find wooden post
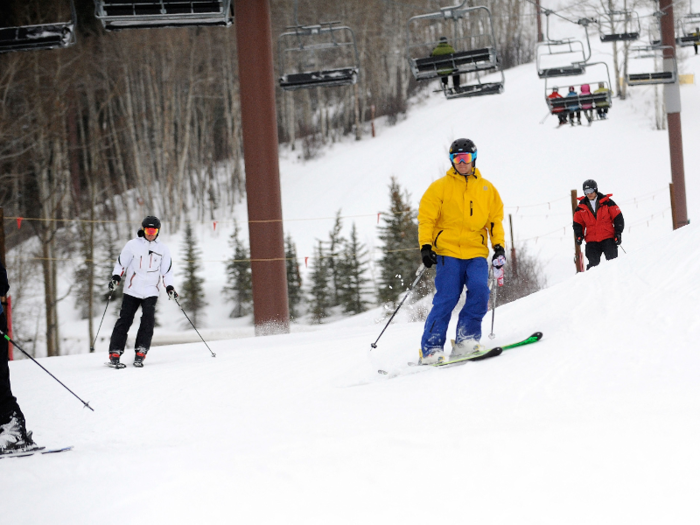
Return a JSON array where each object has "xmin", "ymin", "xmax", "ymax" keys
[
  {"xmin": 571, "ymin": 190, "xmax": 584, "ymax": 273},
  {"xmin": 508, "ymin": 214, "xmax": 517, "ymax": 278}
]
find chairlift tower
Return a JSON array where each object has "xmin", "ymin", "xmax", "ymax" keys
[
  {"xmin": 658, "ymin": 0, "xmax": 688, "ymax": 229},
  {"xmin": 234, "ymin": 0, "xmax": 289, "ymax": 334}
]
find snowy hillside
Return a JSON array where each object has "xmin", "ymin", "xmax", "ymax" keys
[
  {"xmin": 3, "ymin": 6, "xmax": 700, "ymax": 523},
  {"xmin": 4, "ymin": 220, "xmax": 700, "ymax": 524}
]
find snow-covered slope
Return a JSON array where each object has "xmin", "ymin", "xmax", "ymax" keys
[
  {"xmin": 4, "ymin": 9, "xmax": 700, "ymax": 523},
  {"xmin": 4, "ymin": 220, "xmax": 700, "ymax": 524}
]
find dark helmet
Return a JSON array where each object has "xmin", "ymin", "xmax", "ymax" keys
[
  {"xmin": 449, "ymin": 138, "xmax": 477, "ymax": 167},
  {"xmin": 439, "ymin": 36, "xmax": 448, "ymax": 43},
  {"xmin": 450, "ymin": 138, "xmax": 477, "ymax": 155},
  {"xmin": 142, "ymin": 216, "xmax": 161, "ymax": 230},
  {"xmin": 582, "ymin": 179, "xmax": 598, "ymax": 194}
]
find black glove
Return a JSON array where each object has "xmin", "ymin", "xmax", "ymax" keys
[
  {"xmin": 166, "ymin": 285, "xmax": 178, "ymax": 299},
  {"xmin": 108, "ymin": 274, "xmax": 121, "ymax": 291},
  {"xmin": 614, "ymin": 232, "xmax": 622, "ymax": 245},
  {"xmin": 492, "ymin": 244, "xmax": 506, "ymax": 268},
  {"xmin": 421, "ymin": 244, "xmax": 437, "ymax": 269},
  {"xmin": 575, "ymin": 236, "xmax": 583, "ymax": 246}
]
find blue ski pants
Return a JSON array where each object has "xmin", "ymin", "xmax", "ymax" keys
[{"xmin": 421, "ymin": 256, "xmax": 490, "ymax": 353}]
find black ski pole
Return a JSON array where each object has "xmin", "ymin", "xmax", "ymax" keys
[
  {"xmin": 371, "ymin": 265, "xmax": 427, "ymax": 349},
  {"xmin": 0, "ymin": 329, "xmax": 94, "ymax": 411},
  {"xmin": 173, "ymin": 296, "xmax": 216, "ymax": 357},
  {"xmin": 90, "ymin": 291, "xmax": 113, "ymax": 353}
]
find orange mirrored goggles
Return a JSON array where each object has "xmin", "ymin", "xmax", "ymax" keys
[
  {"xmin": 450, "ymin": 152, "xmax": 475, "ymax": 164},
  {"xmin": 144, "ymin": 227, "xmax": 159, "ymax": 236}
]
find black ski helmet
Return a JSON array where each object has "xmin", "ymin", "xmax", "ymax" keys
[
  {"xmin": 142, "ymin": 216, "xmax": 161, "ymax": 229},
  {"xmin": 449, "ymin": 138, "xmax": 477, "ymax": 170},
  {"xmin": 582, "ymin": 179, "xmax": 598, "ymax": 194}
]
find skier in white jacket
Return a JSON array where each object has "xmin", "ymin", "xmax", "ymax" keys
[{"xmin": 107, "ymin": 216, "xmax": 178, "ymax": 368}]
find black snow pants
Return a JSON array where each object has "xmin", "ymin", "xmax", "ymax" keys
[
  {"xmin": 585, "ymin": 238, "xmax": 618, "ymax": 269},
  {"xmin": 0, "ymin": 310, "xmax": 22, "ymax": 424},
  {"xmin": 109, "ymin": 294, "xmax": 158, "ymax": 353}
]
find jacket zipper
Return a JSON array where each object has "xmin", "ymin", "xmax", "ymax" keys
[{"xmin": 434, "ymin": 230, "xmax": 444, "ymax": 248}]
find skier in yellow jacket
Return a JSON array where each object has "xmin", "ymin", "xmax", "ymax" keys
[{"xmin": 417, "ymin": 138, "xmax": 506, "ymax": 364}]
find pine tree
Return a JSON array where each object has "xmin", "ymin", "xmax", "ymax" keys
[
  {"xmin": 338, "ymin": 223, "xmax": 370, "ymax": 315},
  {"xmin": 308, "ymin": 240, "xmax": 330, "ymax": 324},
  {"xmin": 326, "ymin": 210, "xmax": 345, "ymax": 306},
  {"xmin": 179, "ymin": 222, "xmax": 207, "ymax": 325},
  {"xmin": 285, "ymin": 234, "xmax": 304, "ymax": 319},
  {"xmin": 224, "ymin": 221, "xmax": 252, "ymax": 318},
  {"xmin": 377, "ymin": 177, "xmax": 426, "ymax": 305}
]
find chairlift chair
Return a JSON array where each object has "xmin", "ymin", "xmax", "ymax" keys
[
  {"xmin": 440, "ymin": 68, "xmax": 505, "ymax": 99},
  {"xmin": 405, "ymin": 1, "xmax": 504, "ymax": 95},
  {"xmin": 544, "ymin": 62, "xmax": 612, "ymax": 120},
  {"xmin": 626, "ymin": 45, "xmax": 677, "ymax": 85},
  {"xmin": 94, "ymin": 0, "xmax": 233, "ymax": 31},
  {"xmin": 278, "ymin": 22, "xmax": 359, "ymax": 91},
  {"xmin": 536, "ymin": 14, "xmax": 594, "ymax": 78},
  {"xmin": 0, "ymin": 0, "xmax": 77, "ymax": 53},
  {"xmin": 598, "ymin": 10, "xmax": 641, "ymax": 42},
  {"xmin": 676, "ymin": 13, "xmax": 700, "ymax": 47}
]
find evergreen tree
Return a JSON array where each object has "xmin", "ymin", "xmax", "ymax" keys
[
  {"xmin": 308, "ymin": 240, "xmax": 330, "ymax": 324},
  {"xmin": 338, "ymin": 223, "xmax": 370, "ymax": 315},
  {"xmin": 377, "ymin": 177, "xmax": 426, "ymax": 304},
  {"xmin": 179, "ymin": 222, "xmax": 207, "ymax": 325},
  {"xmin": 223, "ymin": 221, "xmax": 252, "ymax": 318},
  {"xmin": 285, "ymin": 234, "xmax": 303, "ymax": 319},
  {"xmin": 327, "ymin": 210, "xmax": 345, "ymax": 306}
]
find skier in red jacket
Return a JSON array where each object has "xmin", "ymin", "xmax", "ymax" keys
[{"xmin": 573, "ymin": 179, "xmax": 624, "ymax": 269}]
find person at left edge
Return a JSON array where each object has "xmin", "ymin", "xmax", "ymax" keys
[
  {"xmin": 417, "ymin": 138, "xmax": 506, "ymax": 365},
  {"xmin": 0, "ymin": 259, "xmax": 39, "ymax": 454},
  {"xmin": 107, "ymin": 216, "xmax": 178, "ymax": 368}
]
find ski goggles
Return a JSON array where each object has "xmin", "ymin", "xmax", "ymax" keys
[
  {"xmin": 144, "ymin": 227, "xmax": 159, "ymax": 236},
  {"xmin": 584, "ymin": 188, "xmax": 596, "ymax": 195},
  {"xmin": 450, "ymin": 152, "xmax": 476, "ymax": 164}
]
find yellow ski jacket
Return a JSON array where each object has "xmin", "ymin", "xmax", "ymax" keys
[{"xmin": 418, "ymin": 167, "xmax": 505, "ymax": 259}]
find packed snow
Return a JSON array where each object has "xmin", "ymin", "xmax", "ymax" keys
[{"xmin": 3, "ymin": 11, "xmax": 700, "ymax": 524}]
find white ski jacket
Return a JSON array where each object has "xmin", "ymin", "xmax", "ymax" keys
[{"xmin": 112, "ymin": 237, "xmax": 175, "ymax": 299}]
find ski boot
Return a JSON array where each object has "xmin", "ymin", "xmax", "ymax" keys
[
  {"xmin": 133, "ymin": 347, "xmax": 148, "ymax": 368},
  {"xmin": 108, "ymin": 350, "xmax": 126, "ymax": 369},
  {"xmin": 0, "ymin": 411, "xmax": 40, "ymax": 455},
  {"xmin": 450, "ymin": 339, "xmax": 485, "ymax": 359},
  {"xmin": 419, "ymin": 348, "xmax": 446, "ymax": 365}
]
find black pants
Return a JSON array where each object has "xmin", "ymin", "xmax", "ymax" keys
[
  {"xmin": 0, "ymin": 311, "xmax": 22, "ymax": 424},
  {"xmin": 585, "ymin": 238, "xmax": 618, "ymax": 269},
  {"xmin": 109, "ymin": 294, "xmax": 158, "ymax": 352},
  {"xmin": 440, "ymin": 75, "xmax": 461, "ymax": 89}
]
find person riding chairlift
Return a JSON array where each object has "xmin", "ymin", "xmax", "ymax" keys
[{"xmin": 547, "ymin": 87, "xmax": 568, "ymax": 126}]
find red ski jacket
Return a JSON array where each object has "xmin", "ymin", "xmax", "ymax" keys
[{"xmin": 573, "ymin": 192, "xmax": 624, "ymax": 243}]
